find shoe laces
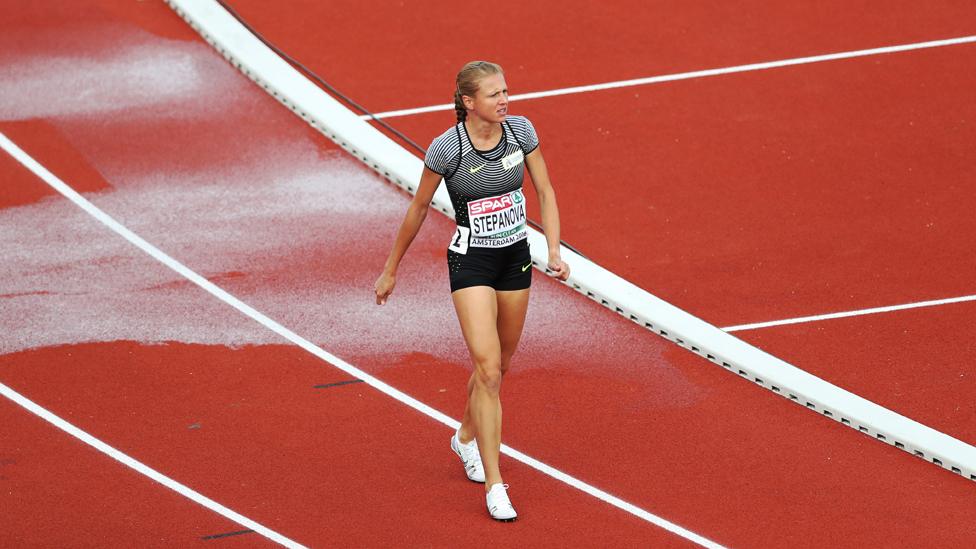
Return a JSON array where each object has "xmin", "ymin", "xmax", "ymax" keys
[
  {"xmin": 459, "ymin": 438, "xmax": 480, "ymax": 463},
  {"xmin": 488, "ymin": 484, "xmax": 513, "ymax": 511}
]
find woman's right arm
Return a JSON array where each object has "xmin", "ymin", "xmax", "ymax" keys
[{"xmin": 374, "ymin": 166, "xmax": 444, "ymax": 305}]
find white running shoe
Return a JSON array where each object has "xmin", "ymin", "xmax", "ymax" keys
[
  {"xmin": 451, "ymin": 431, "xmax": 485, "ymax": 483},
  {"xmin": 486, "ymin": 483, "xmax": 517, "ymax": 522}
]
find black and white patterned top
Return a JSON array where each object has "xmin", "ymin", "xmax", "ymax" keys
[{"xmin": 424, "ymin": 115, "xmax": 539, "ymax": 251}]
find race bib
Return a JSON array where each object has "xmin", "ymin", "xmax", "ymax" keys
[
  {"xmin": 466, "ymin": 189, "xmax": 528, "ymax": 248},
  {"xmin": 501, "ymin": 150, "xmax": 524, "ymax": 170},
  {"xmin": 448, "ymin": 225, "xmax": 470, "ymax": 254}
]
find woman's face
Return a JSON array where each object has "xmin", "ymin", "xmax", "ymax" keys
[{"xmin": 465, "ymin": 72, "xmax": 508, "ymax": 123}]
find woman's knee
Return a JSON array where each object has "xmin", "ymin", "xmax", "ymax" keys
[{"xmin": 474, "ymin": 358, "xmax": 503, "ymax": 393}]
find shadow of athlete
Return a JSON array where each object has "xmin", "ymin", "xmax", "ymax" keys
[{"xmin": 375, "ymin": 61, "xmax": 569, "ymax": 521}]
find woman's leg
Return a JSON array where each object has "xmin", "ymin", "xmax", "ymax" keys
[
  {"xmin": 457, "ymin": 290, "xmax": 530, "ymax": 444},
  {"xmin": 458, "ymin": 372, "xmax": 477, "ymax": 443},
  {"xmin": 451, "ymin": 285, "xmax": 505, "ymax": 489},
  {"xmin": 453, "ymin": 286, "xmax": 531, "ymax": 489},
  {"xmin": 492, "ymin": 288, "xmax": 530, "ymax": 451},
  {"xmin": 496, "ymin": 289, "xmax": 530, "ymax": 375}
]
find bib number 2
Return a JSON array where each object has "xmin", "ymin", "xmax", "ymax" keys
[{"xmin": 448, "ymin": 226, "xmax": 470, "ymax": 254}]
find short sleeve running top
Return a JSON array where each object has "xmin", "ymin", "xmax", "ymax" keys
[{"xmin": 424, "ymin": 115, "xmax": 539, "ymax": 251}]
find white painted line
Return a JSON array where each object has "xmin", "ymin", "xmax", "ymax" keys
[
  {"xmin": 1, "ymin": 131, "xmax": 726, "ymax": 548},
  {"xmin": 362, "ymin": 35, "xmax": 976, "ymax": 120},
  {"xmin": 0, "ymin": 380, "xmax": 306, "ymax": 549},
  {"xmin": 723, "ymin": 293, "xmax": 976, "ymax": 332}
]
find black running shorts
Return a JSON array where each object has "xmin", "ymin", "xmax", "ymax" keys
[{"xmin": 447, "ymin": 240, "xmax": 532, "ymax": 293}]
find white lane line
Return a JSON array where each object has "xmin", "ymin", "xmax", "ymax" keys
[
  {"xmin": 0, "ymin": 382, "xmax": 306, "ymax": 549},
  {"xmin": 362, "ymin": 35, "xmax": 976, "ymax": 120},
  {"xmin": 1, "ymin": 135, "xmax": 725, "ymax": 548},
  {"xmin": 723, "ymin": 294, "xmax": 976, "ymax": 332}
]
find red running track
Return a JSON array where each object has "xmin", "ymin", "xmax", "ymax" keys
[
  {"xmin": 2, "ymin": 1, "xmax": 976, "ymax": 547},
  {"xmin": 224, "ymin": 0, "xmax": 976, "ymax": 447},
  {"xmin": 325, "ymin": 22, "xmax": 976, "ymax": 329},
  {"xmin": 225, "ymin": 0, "xmax": 976, "ymax": 114},
  {"xmin": 1, "ymin": 396, "xmax": 265, "ymax": 548},
  {"xmin": 1, "ymin": 343, "xmax": 675, "ymax": 547},
  {"xmin": 739, "ymin": 301, "xmax": 976, "ymax": 445},
  {"xmin": 375, "ymin": 16, "xmax": 976, "ymax": 450}
]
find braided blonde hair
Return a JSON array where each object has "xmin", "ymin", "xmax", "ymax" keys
[{"xmin": 454, "ymin": 61, "xmax": 504, "ymax": 123}]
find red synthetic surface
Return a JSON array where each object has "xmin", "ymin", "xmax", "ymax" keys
[
  {"xmin": 0, "ymin": 343, "xmax": 684, "ymax": 548},
  {"xmin": 0, "ymin": 120, "xmax": 112, "ymax": 209},
  {"xmin": 739, "ymin": 301, "xmax": 976, "ymax": 445},
  {"xmin": 3, "ymin": 114, "xmax": 974, "ymax": 545},
  {"xmin": 3, "ymin": 1, "xmax": 976, "ymax": 547},
  {"xmin": 0, "ymin": 397, "xmax": 264, "ymax": 548},
  {"xmin": 226, "ymin": 0, "xmax": 976, "ymax": 463},
  {"xmin": 225, "ymin": 0, "xmax": 976, "ymax": 113},
  {"xmin": 227, "ymin": 0, "xmax": 976, "ymax": 458},
  {"xmin": 2, "ymin": 332, "xmax": 976, "ymax": 547},
  {"xmin": 367, "ymin": 44, "xmax": 976, "ymax": 329}
]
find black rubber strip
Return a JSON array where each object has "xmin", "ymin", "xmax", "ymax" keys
[
  {"xmin": 201, "ymin": 529, "xmax": 254, "ymax": 540},
  {"xmin": 313, "ymin": 379, "xmax": 365, "ymax": 390}
]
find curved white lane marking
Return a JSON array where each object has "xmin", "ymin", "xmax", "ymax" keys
[{"xmin": 1, "ymin": 132, "xmax": 727, "ymax": 548}]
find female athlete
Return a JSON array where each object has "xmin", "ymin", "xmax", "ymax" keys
[{"xmin": 374, "ymin": 60, "xmax": 569, "ymax": 521}]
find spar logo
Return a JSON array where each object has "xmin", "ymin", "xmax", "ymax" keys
[{"xmin": 470, "ymin": 194, "xmax": 515, "ymax": 215}]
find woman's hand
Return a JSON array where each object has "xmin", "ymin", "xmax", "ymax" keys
[
  {"xmin": 547, "ymin": 256, "xmax": 570, "ymax": 281},
  {"xmin": 374, "ymin": 271, "xmax": 396, "ymax": 305}
]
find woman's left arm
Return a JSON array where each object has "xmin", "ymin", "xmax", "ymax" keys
[{"xmin": 525, "ymin": 146, "xmax": 570, "ymax": 281}]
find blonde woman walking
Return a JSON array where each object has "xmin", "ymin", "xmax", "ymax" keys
[{"xmin": 375, "ymin": 60, "xmax": 569, "ymax": 521}]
